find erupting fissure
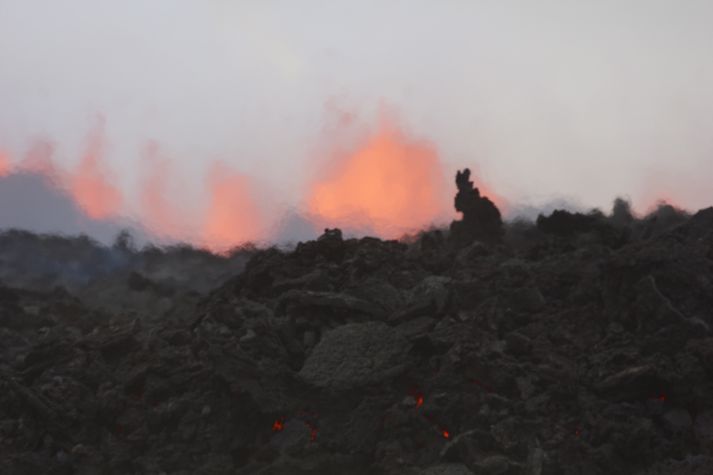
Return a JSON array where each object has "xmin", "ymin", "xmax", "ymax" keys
[{"xmin": 308, "ymin": 117, "xmax": 448, "ymax": 237}]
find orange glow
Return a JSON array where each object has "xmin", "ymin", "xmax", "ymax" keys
[
  {"xmin": 634, "ymin": 170, "xmax": 686, "ymax": 216},
  {"xmin": 308, "ymin": 117, "xmax": 448, "ymax": 238},
  {"xmin": 416, "ymin": 394, "xmax": 424, "ymax": 408},
  {"xmin": 441, "ymin": 429, "xmax": 450, "ymax": 440},
  {"xmin": 20, "ymin": 139, "xmax": 60, "ymax": 179},
  {"xmin": 0, "ymin": 150, "xmax": 10, "ymax": 176},
  {"xmin": 69, "ymin": 118, "xmax": 123, "ymax": 219},
  {"xmin": 635, "ymin": 187, "xmax": 679, "ymax": 215},
  {"xmin": 642, "ymin": 197, "xmax": 682, "ymax": 215},
  {"xmin": 200, "ymin": 161, "xmax": 263, "ymax": 251},
  {"xmin": 139, "ymin": 141, "xmax": 187, "ymax": 239},
  {"xmin": 2, "ymin": 112, "xmax": 513, "ymax": 251}
]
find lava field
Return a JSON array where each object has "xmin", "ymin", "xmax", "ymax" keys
[{"xmin": 2, "ymin": 174, "xmax": 713, "ymax": 474}]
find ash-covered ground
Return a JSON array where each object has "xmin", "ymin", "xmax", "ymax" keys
[{"xmin": 2, "ymin": 171, "xmax": 713, "ymax": 475}]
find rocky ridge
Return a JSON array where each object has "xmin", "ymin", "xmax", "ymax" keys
[{"xmin": 2, "ymin": 196, "xmax": 713, "ymax": 473}]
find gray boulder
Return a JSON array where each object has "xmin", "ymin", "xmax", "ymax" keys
[{"xmin": 298, "ymin": 322, "xmax": 410, "ymax": 390}]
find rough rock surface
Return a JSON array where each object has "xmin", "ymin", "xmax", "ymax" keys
[
  {"xmin": 299, "ymin": 322, "xmax": 410, "ymax": 390},
  {"xmin": 1, "ymin": 198, "xmax": 713, "ymax": 474}
]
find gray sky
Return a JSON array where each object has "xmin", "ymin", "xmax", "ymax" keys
[{"xmin": 1, "ymin": 0, "xmax": 713, "ymax": 243}]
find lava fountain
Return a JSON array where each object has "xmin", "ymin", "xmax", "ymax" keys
[{"xmin": 308, "ymin": 117, "xmax": 449, "ymax": 238}]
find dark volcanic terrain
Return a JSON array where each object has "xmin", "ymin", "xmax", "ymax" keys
[{"xmin": 2, "ymin": 183, "xmax": 713, "ymax": 474}]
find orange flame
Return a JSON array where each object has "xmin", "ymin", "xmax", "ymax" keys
[
  {"xmin": 201, "ymin": 161, "xmax": 263, "ymax": 251},
  {"xmin": 69, "ymin": 117, "xmax": 123, "ymax": 219},
  {"xmin": 308, "ymin": 117, "xmax": 447, "ymax": 238}
]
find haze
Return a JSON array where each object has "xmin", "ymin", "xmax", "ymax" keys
[{"xmin": 1, "ymin": 0, "xmax": 712, "ymax": 248}]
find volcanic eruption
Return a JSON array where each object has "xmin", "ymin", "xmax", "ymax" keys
[{"xmin": 2, "ymin": 153, "xmax": 713, "ymax": 474}]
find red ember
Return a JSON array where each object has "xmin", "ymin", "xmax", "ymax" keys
[{"xmin": 272, "ymin": 419, "xmax": 284, "ymax": 432}]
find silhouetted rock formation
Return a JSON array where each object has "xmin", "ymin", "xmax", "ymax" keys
[
  {"xmin": 536, "ymin": 209, "xmax": 607, "ymax": 237},
  {"xmin": 449, "ymin": 168, "xmax": 503, "ymax": 245},
  {"xmin": 294, "ymin": 227, "xmax": 346, "ymax": 263},
  {"xmin": 535, "ymin": 206, "xmax": 635, "ymax": 249}
]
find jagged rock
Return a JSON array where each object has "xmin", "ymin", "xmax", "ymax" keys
[
  {"xmin": 505, "ymin": 287, "xmax": 545, "ymax": 314},
  {"xmin": 596, "ymin": 364, "xmax": 665, "ymax": 401},
  {"xmin": 456, "ymin": 242, "xmax": 490, "ymax": 262},
  {"xmin": 450, "ymin": 168, "xmax": 503, "ymax": 246},
  {"xmin": 269, "ymin": 419, "xmax": 313, "ymax": 455},
  {"xmin": 694, "ymin": 411, "xmax": 713, "ymax": 451},
  {"xmin": 298, "ymin": 322, "xmax": 410, "ymax": 390},
  {"xmin": 277, "ymin": 289, "xmax": 387, "ymax": 321},
  {"xmin": 504, "ymin": 331, "xmax": 532, "ymax": 356},
  {"xmin": 473, "ymin": 455, "xmax": 513, "ymax": 475},
  {"xmin": 439, "ymin": 429, "xmax": 494, "ymax": 467},
  {"xmin": 524, "ymin": 446, "xmax": 544, "ymax": 475},
  {"xmin": 663, "ymin": 408, "xmax": 693, "ymax": 433},
  {"xmin": 536, "ymin": 209, "xmax": 603, "ymax": 236},
  {"xmin": 3, "ymin": 179, "xmax": 713, "ymax": 473},
  {"xmin": 645, "ymin": 455, "xmax": 713, "ymax": 475}
]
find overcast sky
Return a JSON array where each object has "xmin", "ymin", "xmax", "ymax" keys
[{"xmin": 1, "ymin": 0, "xmax": 713, "ymax": 242}]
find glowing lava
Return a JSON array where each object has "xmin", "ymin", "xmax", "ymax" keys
[
  {"xmin": 308, "ymin": 118, "xmax": 447, "ymax": 238},
  {"xmin": 69, "ymin": 118, "xmax": 123, "ymax": 219},
  {"xmin": 201, "ymin": 161, "xmax": 263, "ymax": 251}
]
